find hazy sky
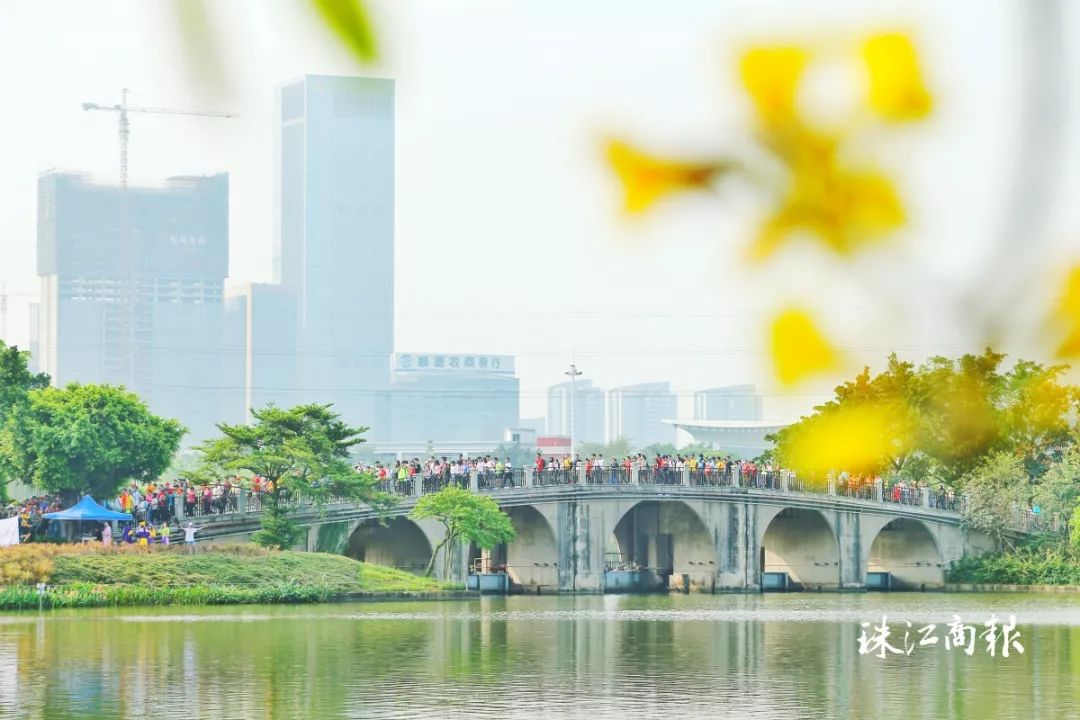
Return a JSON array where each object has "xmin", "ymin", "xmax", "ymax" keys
[{"xmin": 2, "ymin": 0, "xmax": 1079, "ymax": 424}]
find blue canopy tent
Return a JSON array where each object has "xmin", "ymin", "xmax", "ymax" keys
[
  {"xmin": 44, "ymin": 496, "xmax": 132, "ymax": 542},
  {"xmin": 44, "ymin": 496, "xmax": 132, "ymax": 522}
]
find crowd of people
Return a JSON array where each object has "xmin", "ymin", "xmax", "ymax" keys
[
  {"xmin": 105, "ymin": 479, "xmax": 251, "ymax": 524},
  {"xmin": 359, "ymin": 456, "xmax": 521, "ymax": 494},
  {"xmin": 530, "ymin": 453, "xmax": 785, "ymax": 487},
  {"xmin": 88, "ymin": 519, "xmax": 203, "ymax": 552},
  {"xmin": 1, "ymin": 495, "xmax": 64, "ymax": 542},
  {"xmin": 0, "ymin": 454, "xmax": 967, "ymax": 542},
  {"xmin": 832, "ymin": 472, "xmax": 959, "ymax": 511},
  {"xmin": 355, "ymin": 452, "xmax": 965, "ymax": 510}
]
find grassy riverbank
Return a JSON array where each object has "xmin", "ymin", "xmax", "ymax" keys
[{"xmin": 0, "ymin": 544, "xmax": 455, "ymax": 610}]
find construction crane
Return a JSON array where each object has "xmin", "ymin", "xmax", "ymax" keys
[
  {"xmin": 81, "ymin": 88, "xmax": 235, "ymax": 187},
  {"xmin": 79, "ymin": 88, "xmax": 234, "ymax": 391}
]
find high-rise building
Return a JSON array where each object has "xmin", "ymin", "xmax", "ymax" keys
[
  {"xmin": 547, "ymin": 379, "xmax": 605, "ymax": 445},
  {"xmin": 36, "ymin": 171, "xmax": 243, "ymax": 444},
  {"xmin": 386, "ymin": 352, "xmax": 519, "ymax": 445},
  {"xmin": 607, "ymin": 381, "xmax": 677, "ymax": 447},
  {"xmin": 693, "ymin": 384, "xmax": 762, "ymax": 421},
  {"xmin": 275, "ymin": 75, "xmax": 394, "ymax": 434},
  {"xmin": 234, "ymin": 283, "xmax": 299, "ymax": 419}
]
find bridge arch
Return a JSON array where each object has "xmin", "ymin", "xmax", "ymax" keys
[
  {"xmin": 609, "ymin": 500, "xmax": 716, "ymax": 591},
  {"xmin": 346, "ymin": 517, "xmax": 433, "ymax": 575},
  {"xmin": 480, "ymin": 504, "xmax": 559, "ymax": 591},
  {"xmin": 867, "ymin": 518, "xmax": 944, "ymax": 589},
  {"xmin": 760, "ymin": 507, "xmax": 840, "ymax": 590}
]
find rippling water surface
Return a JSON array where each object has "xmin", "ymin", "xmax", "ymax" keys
[{"xmin": 1, "ymin": 592, "xmax": 1079, "ymax": 719}]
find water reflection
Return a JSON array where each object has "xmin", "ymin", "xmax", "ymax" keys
[{"xmin": 0, "ymin": 593, "xmax": 1078, "ymax": 719}]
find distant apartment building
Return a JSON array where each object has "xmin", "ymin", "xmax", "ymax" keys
[
  {"xmin": 36, "ymin": 171, "xmax": 243, "ymax": 444},
  {"xmin": 606, "ymin": 381, "xmax": 677, "ymax": 447},
  {"xmin": 273, "ymin": 75, "xmax": 394, "ymax": 435},
  {"xmin": 693, "ymin": 383, "xmax": 762, "ymax": 421},
  {"xmin": 386, "ymin": 352, "xmax": 519, "ymax": 444},
  {"xmin": 546, "ymin": 379, "xmax": 605, "ymax": 445}
]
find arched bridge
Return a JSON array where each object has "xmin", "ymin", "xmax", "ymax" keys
[{"xmin": 191, "ymin": 468, "xmax": 1004, "ymax": 593}]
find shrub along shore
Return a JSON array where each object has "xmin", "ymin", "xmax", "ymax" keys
[
  {"xmin": 0, "ymin": 544, "xmax": 457, "ymax": 610},
  {"xmin": 945, "ymin": 540, "xmax": 1080, "ymax": 587}
]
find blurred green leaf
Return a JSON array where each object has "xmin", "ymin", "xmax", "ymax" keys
[
  {"xmin": 170, "ymin": 0, "xmax": 232, "ymax": 94},
  {"xmin": 311, "ymin": 0, "xmax": 378, "ymax": 63}
]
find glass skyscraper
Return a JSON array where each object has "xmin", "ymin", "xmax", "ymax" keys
[{"xmin": 273, "ymin": 75, "xmax": 395, "ymax": 433}]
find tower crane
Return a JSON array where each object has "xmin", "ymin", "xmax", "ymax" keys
[
  {"xmin": 78, "ymin": 88, "xmax": 234, "ymax": 390},
  {"xmin": 81, "ymin": 88, "xmax": 235, "ymax": 187}
]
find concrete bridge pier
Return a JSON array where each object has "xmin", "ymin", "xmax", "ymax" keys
[
  {"xmin": 834, "ymin": 511, "xmax": 866, "ymax": 590},
  {"xmin": 557, "ymin": 500, "xmax": 606, "ymax": 593},
  {"xmin": 695, "ymin": 500, "xmax": 755, "ymax": 592}
]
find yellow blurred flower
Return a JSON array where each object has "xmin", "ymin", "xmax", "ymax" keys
[
  {"xmin": 782, "ymin": 403, "xmax": 896, "ymax": 477},
  {"xmin": 739, "ymin": 46, "xmax": 808, "ymax": 126},
  {"xmin": 1053, "ymin": 265, "xmax": 1080, "ymax": 357},
  {"xmin": 751, "ymin": 129, "xmax": 905, "ymax": 260},
  {"xmin": 862, "ymin": 33, "xmax": 932, "ymax": 122},
  {"xmin": 606, "ymin": 140, "xmax": 727, "ymax": 214},
  {"xmin": 770, "ymin": 308, "xmax": 839, "ymax": 386}
]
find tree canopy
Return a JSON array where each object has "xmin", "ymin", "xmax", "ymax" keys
[
  {"xmin": 1, "ymin": 383, "xmax": 185, "ymax": 502},
  {"xmin": 0, "ymin": 341, "xmax": 49, "ymax": 420},
  {"xmin": 961, "ymin": 452, "xmax": 1032, "ymax": 551},
  {"xmin": 772, "ymin": 350, "xmax": 1080, "ymax": 485},
  {"xmin": 191, "ymin": 403, "xmax": 391, "ymax": 548},
  {"xmin": 409, "ymin": 485, "xmax": 516, "ymax": 577},
  {"xmin": 577, "ymin": 437, "xmax": 634, "ymax": 459},
  {"xmin": 0, "ymin": 342, "xmax": 51, "ymax": 499}
]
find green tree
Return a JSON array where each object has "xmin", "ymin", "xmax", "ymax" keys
[
  {"xmin": 409, "ymin": 485, "xmax": 516, "ymax": 578},
  {"xmin": 0, "ymin": 341, "xmax": 49, "ymax": 419},
  {"xmin": 772, "ymin": 354, "xmax": 921, "ymax": 478},
  {"xmin": 0, "ymin": 342, "xmax": 51, "ymax": 500},
  {"xmin": 192, "ymin": 403, "xmax": 391, "ymax": 549},
  {"xmin": 772, "ymin": 350, "xmax": 1079, "ymax": 485},
  {"xmin": 577, "ymin": 437, "xmax": 634, "ymax": 459},
  {"xmin": 1033, "ymin": 447, "xmax": 1080, "ymax": 536},
  {"xmin": 999, "ymin": 361, "xmax": 1077, "ymax": 476},
  {"xmin": 638, "ymin": 442, "xmax": 677, "ymax": 458},
  {"xmin": 1070, "ymin": 506, "xmax": 1080, "ymax": 551},
  {"xmin": 961, "ymin": 452, "xmax": 1031, "ymax": 551},
  {"xmin": 1, "ymin": 383, "xmax": 184, "ymax": 503}
]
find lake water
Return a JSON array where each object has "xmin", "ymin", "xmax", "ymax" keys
[{"xmin": 1, "ymin": 593, "xmax": 1078, "ymax": 719}]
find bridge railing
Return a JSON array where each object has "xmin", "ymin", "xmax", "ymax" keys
[
  {"xmin": 787, "ymin": 474, "xmax": 825, "ymax": 494},
  {"xmin": 534, "ymin": 469, "xmax": 576, "ymax": 487},
  {"xmin": 638, "ymin": 468, "xmax": 682, "ymax": 486},
  {"xmin": 737, "ymin": 470, "xmax": 786, "ymax": 491},
  {"xmin": 688, "ymin": 469, "xmax": 733, "ymax": 487},
  {"xmin": 835, "ymin": 482, "xmax": 876, "ymax": 501},
  {"xmin": 478, "ymin": 469, "xmax": 527, "ymax": 491},
  {"xmin": 182, "ymin": 466, "xmax": 997, "ymax": 528},
  {"xmin": 882, "ymin": 485, "xmax": 926, "ymax": 508},
  {"xmin": 585, "ymin": 468, "xmax": 633, "ymax": 485}
]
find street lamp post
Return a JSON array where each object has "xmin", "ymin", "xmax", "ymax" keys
[{"xmin": 565, "ymin": 363, "xmax": 582, "ymax": 467}]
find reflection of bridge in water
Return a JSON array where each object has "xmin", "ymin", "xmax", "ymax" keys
[{"xmin": 193, "ymin": 468, "xmax": 1007, "ymax": 593}]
